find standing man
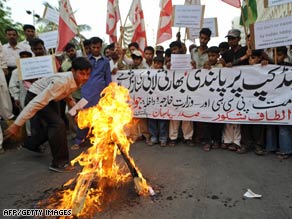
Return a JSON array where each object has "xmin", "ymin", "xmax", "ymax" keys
[
  {"xmin": 5, "ymin": 57, "xmax": 92, "ymax": 172},
  {"xmin": 190, "ymin": 28, "xmax": 212, "ymax": 145},
  {"xmin": 2, "ymin": 27, "xmax": 28, "ymax": 83},
  {"xmin": 19, "ymin": 24, "xmax": 36, "ymax": 51},
  {"xmin": 73, "ymin": 37, "xmax": 112, "ymax": 149}
]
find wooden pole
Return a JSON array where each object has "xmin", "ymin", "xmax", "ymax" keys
[
  {"xmin": 240, "ymin": 5, "xmax": 250, "ymax": 50},
  {"xmin": 77, "ymin": 29, "xmax": 87, "ymax": 57}
]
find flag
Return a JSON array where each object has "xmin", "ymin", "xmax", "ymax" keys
[
  {"xmin": 56, "ymin": 0, "xmax": 78, "ymax": 52},
  {"xmin": 221, "ymin": 0, "xmax": 241, "ymax": 8},
  {"xmin": 156, "ymin": 0, "xmax": 172, "ymax": 44},
  {"xmin": 106, "ymin": 0, "xmax": 121, "ymax": 43},
  {"xmin": 127, "ymin": 0, "xmax": 147, "ymax": 51},
  {"xmin": 240, "ymin": 0, "xmax": 258, "ymax": 27}
]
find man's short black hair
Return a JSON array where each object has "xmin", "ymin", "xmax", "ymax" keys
[
  {"xmin": 144, "ymin": 46, "xmax": 154, "ymax": 53},
  {"xmin": 90, "ymin": 37, "xmax": 103, "ymax": 45},
  {"xmin": 5, "ymin": 27, "xmax": 18, "ymax": 35},
  {"xmin": 29, "ymin": 38, "xmax": 44, "ymax": 47},
  {"xmin": 23, "ymin": 24, "xmax": 35, "ymax": 31},
  {"xmin": 199, "ymin": 28, "xmax": 212, "ymax": 37},
  {"xmin": 71, "ymin": 57, "xmax": 92, "ymax": 70},
  {"xmin": 108, "ymin": 43, "xmax": 115, "ymax": 50},
  {"xmin": 207, "ymin": 46, "xmax": 220, "ymax": 54},
  {"xmin": 169, "ymin": 41, "xmax": 182, "ymax": 49},
  {"xmin": 153, "ymin": 56, "xmax": 164, "ymax": 63},
  {"xmin": 218, "ymin": 42, "xmax": 229, "ymax": 50},
  {"xmin": 128, "ymin": 42, "xmax": 139, "ymax": 49},
  {"xmin": 64, "ymin": 42, "xmax": 75, "ymax": 51},
  {"xmin": 165, "ymin": 48, "xmax": 171, "ymax": 57},
  {"xmin": 276, "ymin": 46, "xmax": 288, "ymax": 55},
  {"xmin": 251, "ymin": 49, "xmax": 263, "ymax": 57},
  {"xmin": 83, "ymin": 39, "xmax": 91, "ymax": 46},
  {"xmin": 19, "ymin": 51, "xmax": 33, "ymax": 57}
]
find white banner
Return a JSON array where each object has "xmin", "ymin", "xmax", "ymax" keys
[
  {"xmin": 254, "ymin": 16, "xmax": 292, "ymax": 49},
  {"xmin": 113, "ymin": 65, "xmax": 292, "ymax": 125}
]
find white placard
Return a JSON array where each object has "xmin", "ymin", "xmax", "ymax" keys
[
  {"xmin": 17, "ymin": 55, "xmax": 56, "ymax": 80},
  {"xmin": 170, "ymin": 54, "xmax": 192, "ymax": 70},
  {"xmin": 43, "ymin": 6, "xmax": 59, "ymax": 24},
  {"xmin": 253, "ymin": 15, "xmax": 292, "ymax": 49},
  {"xmin": 267, "ymin": 0, "xmax": 292, "ymax": 7},
  {"xmin": 188, "ymin": 17, "xmax": 218, "ymax": 41},
  {"xmin": 173, "ymin": 5, "xmax": 204, "ymax": 28},
  {"xmin": 38, "ymin": 30, "xmax": 58, "ymax": 49}
]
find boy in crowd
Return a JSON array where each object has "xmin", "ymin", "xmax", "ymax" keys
[
  {"xmin": 147, "ymin": 56, "xmax": 168, "ymax": 147},
  {"xmin": 202, "ymin": 46, "xmax": 224, "ymax": 151}
]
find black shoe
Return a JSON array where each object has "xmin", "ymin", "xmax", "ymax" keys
[
  {"xmin": 184, "ymin": 139, "xmax": 195, "ymax": 146},
  {"xmin": 254, "ymin": 146, "xmax": 266, "ymax": 156},
  {"xmin": 22, "ymin": 143, "xmax": 46, "ymax": 153},
  {"xmin": 49, "ymin": 163, "xmax": 75, "ymax": 173},
  {"xmin": 168, "ymin": 140, "xmax": 177, "ymax": 147}
]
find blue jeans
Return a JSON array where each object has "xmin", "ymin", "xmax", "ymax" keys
[
  {"xmin": 148, "ymin": 119, "xmax": 168, "ymax": 143},
  {"xmin": 266, "ymin": 125, "xmax": 292, "ymax": 154}
]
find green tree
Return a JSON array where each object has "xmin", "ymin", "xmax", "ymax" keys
[{"xmin": 0, "ymin": 0, "xmax": 24, "ymax": 43}]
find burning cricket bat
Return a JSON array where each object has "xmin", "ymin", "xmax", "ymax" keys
[{"xmin": 116, "ymin": 143, "xmax": 155, "ymax": 196}]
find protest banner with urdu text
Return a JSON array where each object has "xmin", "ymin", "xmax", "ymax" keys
[{"xmin": 113, "ymin": 65, "xmax": 292, "ymax": 125}]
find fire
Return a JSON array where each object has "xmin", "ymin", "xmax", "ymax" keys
[{"xmin": 39, "ymin": 82, "xmax": 153, "ymax": 218}]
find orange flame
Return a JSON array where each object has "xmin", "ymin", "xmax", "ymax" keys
[{"xmin": 41, "ymin": 82, "xmax": 152, "ymax": 218}]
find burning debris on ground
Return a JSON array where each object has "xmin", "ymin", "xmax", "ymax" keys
[{"xmin": 37, "ymin": 82, "xmax": 155, "ymax": 218}]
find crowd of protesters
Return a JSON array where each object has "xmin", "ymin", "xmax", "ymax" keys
[{"xmin": 0, "ymin": 24, "xmax": 292, "ymax": 173}]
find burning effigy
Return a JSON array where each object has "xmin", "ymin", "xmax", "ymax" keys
[{"xmin": 39, "ymin": 82, "xmax": 154, "ymax": 218}]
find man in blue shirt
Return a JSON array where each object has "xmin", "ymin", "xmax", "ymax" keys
[{"xmin": 73, "ymin": 37, "xmax": 112, "ymax": 149}]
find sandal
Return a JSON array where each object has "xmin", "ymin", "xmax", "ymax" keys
[
  {"xmin": 254, "ymin": 145, "xmax": 266, "ymax": 156},
  {"xmin": 228, "ymin": 144, "xmax": 238, "ymax": 151},
  {"xmin": 237, "ymin": 145, "xmax": 249, "ymax": 154},
  {"xmin": 221, "ymin": 143, "xmax": 229, "ymax": 149},
  {"xmin": 277, "ymin": 153, "xmax": 290, "ymax": 159},
  {"xmin": 203, "ymin": 143, "xmax": 211, "ymax": 152}
]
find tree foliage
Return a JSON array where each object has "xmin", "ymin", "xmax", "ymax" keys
[{"xmin": 0, "ymin": 0, "xmax": 24, "ymax": 43}]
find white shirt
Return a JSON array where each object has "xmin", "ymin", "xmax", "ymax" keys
[
  {"xmin": 14, "ymin": 72, "xmax": 77, "ymax": 126},
  {"xmin": 2, "ymin": 43, "xmax": 28, "ymax": 67}
]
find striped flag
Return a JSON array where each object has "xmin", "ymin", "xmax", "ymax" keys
[
  {"xmin": 221, "ymin": 0, "xmax": 241, "ymax": 8},
  {"xmin": 156, "ymin": 0, "xmax": 173, "ymax": 44},
  {"xmin": 106, "ymin": 0, "xmax": 121, "ymax": 43},
  {"xmin": 56, "ymin": 0, "xmax": 78, "ymax": 52},
  {"xmin": 127, "ymin": 0, "xmax": 147, "ymax": 51}
]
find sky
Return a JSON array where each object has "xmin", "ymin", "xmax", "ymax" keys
[{"xmin": 6, "ymin": 0, "xmax": 241, "ymax": 49}]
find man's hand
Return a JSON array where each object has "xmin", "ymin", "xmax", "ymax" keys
[{"xmin": 4, "ymin": 123, "xmax": 21, "ymax": 140}]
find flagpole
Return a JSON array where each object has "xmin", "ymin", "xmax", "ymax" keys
[
  {"xmin": 117, "ymin": 9, "xmax": 131, "ymax": 48},
  {"xmin": 240, "ymin": 5, "xmax": 249, "ymax": 50},
  {"xmin": 77, "ymin": 29, "xmax": 87, "ymax": 57}
]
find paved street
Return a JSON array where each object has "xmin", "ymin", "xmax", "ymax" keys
[{"xmin": 0, "ymin": 138, "xmax": 292, "ymax": 219}]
